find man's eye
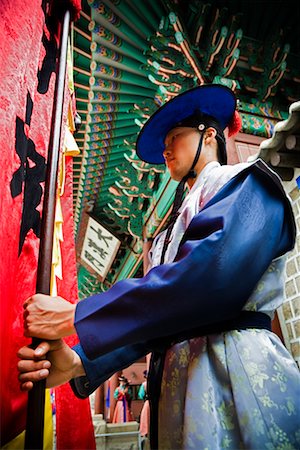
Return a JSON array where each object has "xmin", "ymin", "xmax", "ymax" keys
[{"xmin": 165, "ymin": 134, "xmax": 178, "ymax": 147}]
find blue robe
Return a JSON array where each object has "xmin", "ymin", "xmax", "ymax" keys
[{"xmin": 70, "ymin": 160, "xmax": 300, "ymax": 449}]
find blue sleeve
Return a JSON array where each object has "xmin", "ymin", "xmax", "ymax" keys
[
  {"xmin": 74, "ymin": 163, "xmax": 295, "ymax": 361},
  {"xmin": 69, "ymin": 341, "xmax": 149, "ymax": 398}
]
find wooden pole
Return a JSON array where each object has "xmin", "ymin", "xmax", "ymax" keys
[
  {"xmin": 24, "ymin": 9, "xmax": 71, "ymax": 450},
  {"xmin": 94, "ymin": 385, "xmax": 105, "ymax": 415}
]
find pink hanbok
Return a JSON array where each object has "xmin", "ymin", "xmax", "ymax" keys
[
  {"xmin": 138, "ymin": 381, "xmax": 150, "ymax": 437},
  {"xmin": 112, "ymin": 386, "xmax": 134, "ymax": 423}
]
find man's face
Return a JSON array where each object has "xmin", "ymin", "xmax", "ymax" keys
[{"xmin": 163, "ymin": 127, "xmax": 201, "ymax": 181}]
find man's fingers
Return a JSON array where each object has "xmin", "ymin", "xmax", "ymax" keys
[
  {"xmin": 17, "ymin": 342, "xmax": 51, "ymax": 391},
  {"xmin": 23, "ymin": 296, "xmax": 33, "ymax": 310},
  {"xmin": 17, "ymin": 346, "xmax": 36, "ymax": 360},
  {"xmin": 20, "ymin": 381, "xmax": 34, "ymax": 392},
  {"xmin": 17, "ymin": 342, "xmax": 50, "ymax": 359},
  {"xmin": 18, "ymin": 360, "xmax": 50, "ymax": 383},
  {"xmin": 17, "ymin": 359, "xmax": 50, "ymax": 373}
]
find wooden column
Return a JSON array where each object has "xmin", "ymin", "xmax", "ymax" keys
[{"xmin": 94, "ymin": 385, "xmax": 105, "ymax": 415}]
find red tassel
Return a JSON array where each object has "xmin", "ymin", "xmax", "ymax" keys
[{"xmin": 228, "ymin": 110, "xmax": 242, "ymax": 137}]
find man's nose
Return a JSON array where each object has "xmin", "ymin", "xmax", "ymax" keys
[{"xmin": 163, "ymin": 145, "xmax": 172, "ymax": 157}]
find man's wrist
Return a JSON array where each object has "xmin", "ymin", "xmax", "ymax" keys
[
  {"xmin": 72, "ymin": 350, "xmax": 86, "ymax": 378},
  {"xmin": 64, "ymin": 303, "xmax": 77, "ymax": 337}
]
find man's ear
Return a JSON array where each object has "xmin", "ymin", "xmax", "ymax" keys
[{"xmin": 204, "ymin": 127, "xmax": 217, "ymax": 143}]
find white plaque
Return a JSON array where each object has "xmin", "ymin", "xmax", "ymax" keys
[{"xmin": 81, "ymin": 217, "xmax": 120, "ymax": 279}]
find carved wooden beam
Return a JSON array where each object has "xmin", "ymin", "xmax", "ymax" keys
[
  {"xmin": 286, "ymin": 134, "xmax": 300, "ymax": 151},
  {"xmin": 270, "ymin": 151, "xmax": 300, "ymax": 168}
]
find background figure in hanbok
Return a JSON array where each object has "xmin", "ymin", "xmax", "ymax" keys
[
  {"xmin": 138, "ymin": 370, "xmax": 150, "ymax": 443},
  {"xmin": 18, "ymin": 85, "xmax": 300, "ymax": 450},
  {"xmin": 112, "ymin": 375, "xmax": 133, "ymax": 423}
]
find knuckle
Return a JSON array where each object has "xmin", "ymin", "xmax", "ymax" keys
[
  {"xmin": 17, "ymin": 360, "xmax": 29, "ymax": 372},
  {"xmin": 18, "ymin": 372, "xmax": 28, "ymax": 382},
  {"xmin": 16, "ymin": 347, "xmax": 25, "ymax": 358}
]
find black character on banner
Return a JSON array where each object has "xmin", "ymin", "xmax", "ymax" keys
[
  {"xmin": 37, "ymin": 0, "xmax": 58, "ymax": 94},
  {"xmin": 10, "ymin": 92, "xmax": 46, "ymax": 254}
]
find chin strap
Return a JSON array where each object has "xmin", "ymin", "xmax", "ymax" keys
[{"xmin": 160, "ymin": 132, "xmax": 204, "ymax": 265}]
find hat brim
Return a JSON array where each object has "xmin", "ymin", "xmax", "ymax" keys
[{"xmin": 136, "ymin": 84, "xmax": 236, "ymax": 164}]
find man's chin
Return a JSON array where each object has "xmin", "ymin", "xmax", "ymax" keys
[{"xmin": 169, "ymin": 170, "xmax": 184, "ymax": 182}]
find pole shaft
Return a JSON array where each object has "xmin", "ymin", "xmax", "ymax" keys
[{"xmin": 24, "ymin": 9, "xmax": 71, "ymax": 450}]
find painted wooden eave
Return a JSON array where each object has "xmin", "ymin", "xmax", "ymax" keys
[{"xmin": 258, "ymin": 101, "xmax": 300, "ymax": 181}]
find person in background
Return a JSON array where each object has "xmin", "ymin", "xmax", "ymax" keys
[
  {"xmin": 138, "ymin": 370, "xmax": 150, "ymax": 447},
  {"xmin": 18, "ymin": 84, "xmax": 300, "ymax": 449},
  {"xmin": 112, "ymin": 375, "xmax": 133, "ymax": 423}
]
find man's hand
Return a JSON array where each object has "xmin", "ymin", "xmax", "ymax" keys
[
  {"xmin": 17, "ymin": 339, "xmax": 85, "ymax": 391},
  {"xmin": 23, "ymin": 294, "xmax": 76, "ymax": 339}
]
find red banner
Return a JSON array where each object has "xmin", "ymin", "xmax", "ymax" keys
[
  {"xmin": 0, "ymin": 0, "xmax": 94, "ymax": 447},
  {"xmin": 0, "ymin": 1, "xmax": 55, "ymax": 444}
]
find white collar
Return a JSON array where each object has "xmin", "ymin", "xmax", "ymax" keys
[{"xmin": 188, "ymin": 161, "xmax": 221, "ymax": 195}]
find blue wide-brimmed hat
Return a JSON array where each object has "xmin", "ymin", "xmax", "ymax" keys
[{"xmin": 136, "ymin": 84, "xmax": 237, "ymax": 164}]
